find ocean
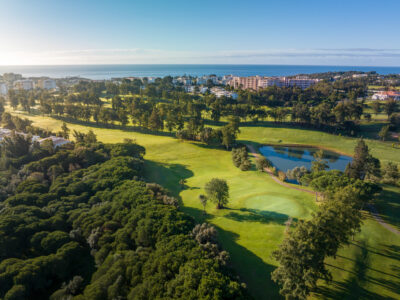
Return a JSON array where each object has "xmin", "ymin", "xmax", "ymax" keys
[{"xmin": 0, "ymin": 64, "xmax": 400, "ymax": 80}]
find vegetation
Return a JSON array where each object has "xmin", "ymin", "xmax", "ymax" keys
[
  {"xmin": 3, "ymin": 71, "xmax": 400, "ymax": 300},
  {"xmin": 232, "ymin": 146, "xmax": 251, "ymax": 171},
  {"xmin": 205, "ymin": 178, "xmax": 230, "ymax": 209},
  {"xmin": 0, "ymin": 136, "xmax": 248, "ymax": 299}
]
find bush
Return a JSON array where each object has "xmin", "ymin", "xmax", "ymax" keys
[
  {"xmin": 278, "ymin": 171, "xmax": 287, "ymax": 182},
  {"xmin": 255, "ymin": 156, "xmax": 272, "ymax": 171},
  {"xmin": 286, "ymin": 166, "xmax": 309, "ymax": 182},
  {"xmin": 232, "ymin": 147, "xmax": 251, "ymax": 171}
]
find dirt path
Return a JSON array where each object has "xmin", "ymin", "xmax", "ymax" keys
[
  {"xmin": 247, "ymin": 144, "xmax": 400, "ymax": 236},
  {"xmin": 246, "ymin": 144, "xmax": 315, "ymax": 195}
]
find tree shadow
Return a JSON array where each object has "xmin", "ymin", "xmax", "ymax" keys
[
  {"xmin": 374, "ymin": 187, "xmax": 400, "ymax": 230},
  {"xmin": 143, "ymin": 160, "xmax": 194, "ymax": 204},
  {"xmin": 316, "ymin": 241, "xmax": 386, "ymax": 299},
  {"xmin": 183, "ymin": 205, "xmax": 283, "ymax": 300},
  {"xmin": 317, "ymin": 240, "xmax": 400, "ymax": 299},
  {"xmin": 224, "ymin": 208, "xmax": 293, "ymax": 225}
]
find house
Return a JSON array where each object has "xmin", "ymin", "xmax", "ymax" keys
[{"xmin": 372, "ymin": 91, "xmax": 400, "ymax": 101}]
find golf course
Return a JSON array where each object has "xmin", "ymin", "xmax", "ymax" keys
[{"xmin": 8, "ymin": 109, "xmax": 400, "ymax": 300}]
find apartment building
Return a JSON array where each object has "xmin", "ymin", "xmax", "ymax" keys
[
  {"xmin": 14, "ymin": 80, "xmax": 34, "ymax": 90},
  {"xmin": 37, "ymin": 79, "xmax": 56, "ymax": 90},
  {"xmin": 229, "ymin": 76, "xmax": 319, "ymax": 90},
  {"xmin": 229, "ymin": 76, "xmax": 261, "ymax": 90}
]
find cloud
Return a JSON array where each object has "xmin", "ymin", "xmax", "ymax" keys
[{"xmin": 1, "ymin": 48, "xmax": 400, "ymax": 65}]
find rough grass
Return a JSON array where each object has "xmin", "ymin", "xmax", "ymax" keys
[{"xmin": 8, "ymin": 110, "xmax": 400, "ymax": 300}]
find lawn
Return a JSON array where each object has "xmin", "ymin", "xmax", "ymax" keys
[{"xmin": 8, "ymin": 110, "xmax": 400, "ymax": 299}]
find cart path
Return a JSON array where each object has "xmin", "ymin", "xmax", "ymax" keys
[
  {"xmin": 367, "ymin": 204, "xmax": 400, "ymax": 236},
  {"xmin": 246, "ymin": 144, "xmax": 400, "ymax": 236}
]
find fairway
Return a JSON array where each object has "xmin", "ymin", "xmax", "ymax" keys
[{"xmin": 9, "ymin": 110, "xmax": 400, "ymax": 299}]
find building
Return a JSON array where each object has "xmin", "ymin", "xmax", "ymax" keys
[
  {"xmin": 286, "ymin": 77, "xmax": 320, "ymax": 89},
  {"xmin": 210, "ymin": 87, "xmax": 238, "ymax": 99},
  {"xmin": 37, "ymin": 79, "xmax": 56, "ymax": 90},
  {"xmin": 183, "ymin": 78, "xmax": 193, "ymax": 85},
  {"xmin": 199, "ymin": 86, "xmax": 208, "ymax": 94},
  {"xmin": 0, "ymin": 82, "xmax": 8, "ymax": 95},
  {"xmin": 258, "ymin": 77, "xmax": 285, "ymax": 88},
  {"xmin": 228, "ymin": 76, "xmax": 261, "ymax": 90},
  {"xmin": 39, "ymin": 136, "xmax": 71, "ymax": 148},
  {"xmin": 228, "ymin": 76, "xmax": 319, "ymax": 90},
  {"xmin": 372, "ymin": 91, "xmax": 400, "ymax": 101},
  {"xmin": 14, "ymin": 80, "xmax": 34, "ymax": 90},
  {"xmin": 184, "ymin": 85, "xmax": 195, "ymax": 93}
]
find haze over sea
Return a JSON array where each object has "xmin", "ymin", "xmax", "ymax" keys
[{"xmin": 1, "ymin": 64, "xmax": 400, "ymax": 80}]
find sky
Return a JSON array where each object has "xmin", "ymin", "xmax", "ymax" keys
[{"xmin": 1, "ymin": 0, "xmax": 400, "ymax": 66}]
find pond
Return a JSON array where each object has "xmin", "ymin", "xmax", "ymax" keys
[{"xmin": 259, "ymin": 145, "xmax": 352, "ymax": 173}]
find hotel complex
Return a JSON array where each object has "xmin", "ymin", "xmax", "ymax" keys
[{"xmin": 228, "ymin": 76, "xmax": 320, "ymax": 90}]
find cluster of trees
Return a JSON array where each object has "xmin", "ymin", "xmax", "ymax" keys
[
  {"xmin": 0, "ymin": 112, "xmax": 54, "ymax": 137},
  {"xmin": 176, "ymin": 117, "xmax": 240, "ymax": 150},
  {"xmin": 272, "ymin": 140, "xmax": 384, "ymax": 299},
  {"xmin": 231, "ymin": 146, "xmax": 251, "ymax": 171},
  {"xmin": 7, "ymin": 72, "xmax": 395, "ymax": 142},
  {"xmin": 0, "ymin": 137, "xmax": 249, "ymax": 299}
]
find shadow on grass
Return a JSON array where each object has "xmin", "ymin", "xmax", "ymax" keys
[
  {"xmin": 374, "ymin": 186, "xmax": 400, "ymax": 230},
  {"xmin": 316, "ymin": 241, "xmax": 384, "ymax": 299},
  {"xmin": 317, "ymin": 240, "xmax": 400, "ymax": 299},
  {"xmin": 183, "ymin": 205, "xmax": 283, "ymax": 300},
  {"xmin": 143, "ymin": 160, "xmax": 194, "ymax": 205},
  {"xmin": 225, "ymin": 208, "xmax": 292, "ymax": 225}
]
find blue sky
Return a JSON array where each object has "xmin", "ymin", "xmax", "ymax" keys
[{"xmin": 1, "ymin": 0, "xmax": 400, "ymax": 65}]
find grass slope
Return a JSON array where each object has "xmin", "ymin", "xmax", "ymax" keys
[{"xmin": 8, "ymin": 110, "xmax": 400, "ymax": 299}]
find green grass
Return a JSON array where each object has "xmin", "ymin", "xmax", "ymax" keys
[{"xmin": 8, "ymin": 110, "xmax": 400, "ymax": 300}]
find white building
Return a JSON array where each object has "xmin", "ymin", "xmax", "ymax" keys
[
  {"xmin": 200, "ymin": 86, "xmax": 208, "ymax": 94},
  {"xmin": 372, "ymin": 91, "xmax": 400, "ymax": 101},
  {"xmin": 0, "ymin": 83, "xmax": 8, "ymax": 95},
  {"xmin": 184, "ymin": 85, "xmax": 195, "ymax": 93},
  {"xmin": 39, "ymin": 136, "xmax": 71, "ymax": 148},
  {"xmin": 210, "ymin": 87, "xmax": 238, "ymax": 99},
  {"xmin": 37, "ymin": 79, "xmax": 56, "ymax": 90},
  {"xmin": 14, "ymin": 80, "xmax": 34, "ymax": 90}
]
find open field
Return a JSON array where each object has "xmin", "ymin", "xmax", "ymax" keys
[{"xmin": 8, "ymin": 110, "xmax": 400, "ymax": 299}]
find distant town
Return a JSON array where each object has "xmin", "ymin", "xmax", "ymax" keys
[{"xmin": 1, "ymin": 71, "xmax": 400, "ymax": 101}]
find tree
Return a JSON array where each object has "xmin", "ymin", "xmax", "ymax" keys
[
  {"xmin": 385, "ymin": 99, "xmax": 398, "ymax": 118},
  {"xmin": 149, "ymin": 107, "xmax": 163, "ymax": 131},
  {"xmin": 85, "ymin": 130, "xmax": 97, "ymax": 144},
  {"xmin": 220, "ymin": 125, "xmax": 237, "ymax": 150},
  {"xmin": 61, "ymin": 122, "xmax": 70, "ymax": 139},
  {"xmin": 255, "ymin": 156, "xmax": 271, "ymax": 171},
  {"xmin": 382, "ymin": 162, "xmax": 399, "ymax": 185},
  {"xmin": 311, "ymin": 149, "xmax": 328, "ymax": 172},
  {"xmin": 198, "ymin": 194, "xmax": 208, "ymax": 214},
  {"xmin": 371, "ymin": 101, "xmax": 381, "ymax": 115},
  {"xmin": 205, "ymin": 178, "xmax": 229, "ymax": 209},
  {"xmin": 378, "ymin": 125, "xmax": 390, "ymax": 141},
  {"xmin": 345, "ymin": 139, "xmax": 380, "ymax": 181}
]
